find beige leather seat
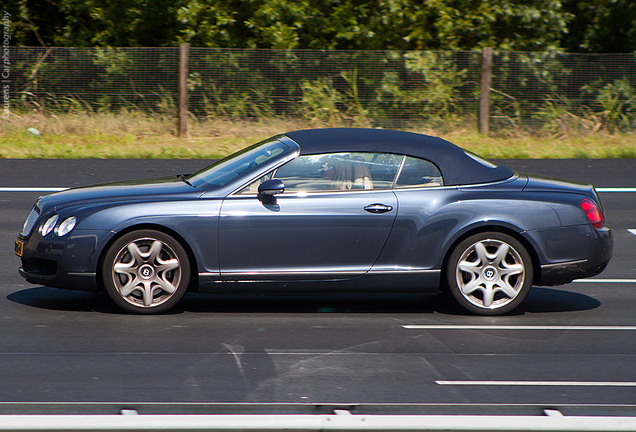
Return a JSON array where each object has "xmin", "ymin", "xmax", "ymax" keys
[
  {"xmin": 352, "ymin": 156, "xmax": 373, "ymax": 189},
  {"xmin": 332, "ymin": 159, "xmax": 354, "ymax": 190}
]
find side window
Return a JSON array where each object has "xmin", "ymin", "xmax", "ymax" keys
[
  {"xmin": 272, "ymin": 153, "xmax": 402, "ymax": 193},
  {"xmin": 367, "ymin": 153, "xmax": 404, "ymax": 188},
  {"xmin": 395, "ymin": 157, "xmax": 443, "ymax": 188},
  {"xmin": 235, "ymin": 172, "xmax": 273, "ymax": 195}
]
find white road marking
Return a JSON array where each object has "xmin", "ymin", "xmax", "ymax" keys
[
  {"xmin": 596, "ymin": 187, "xmax": 636, "ymax": 192},
  {"xmin": 572, "ymin": 279, "xmax": 636, "ymax": 283},
  {"xmin": 403, "ymin": 325, "xmax": 636, "ymax": 330},
  {"xmin": 0, "ymin": 187, "xmax": 68, "ymax": 192},
  {"xmin": 436, "ymin": 380, "xmax": 636, "ymax": 387},
  {"xmin": 628, "ymin": 229, "xmax": 636, "ymax": 236}
]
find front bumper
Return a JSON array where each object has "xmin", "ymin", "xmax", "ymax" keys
[{"xmin": 16, "ymin": 229, "xmax": 113, "ymax": 292}]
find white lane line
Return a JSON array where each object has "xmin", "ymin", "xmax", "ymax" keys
[
  {"xmin": 629, "ymin": 229, "xmax": 636, "ymax": 236},
  {"xmin": 572, "ymin": 279, "xmax": 636, "ymax": 283},
  {"xmin": 0, "ymin": 187, "xmax": 68, "ymax": 192},
  {"xmin": 436, "ymin": 380, "xmax": 636, "ymax": 387},
  {"xmin": 597, "ymin": 187, "xmax": 636, "ymax": 192},
  {"xmin": 403, "ymin": 325, "xmax": 636, "ymax": 330}
]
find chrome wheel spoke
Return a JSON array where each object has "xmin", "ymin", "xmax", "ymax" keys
[
  {"xmin": 500, "ymin": 263, "xmax": 523, "ymax": 277},
  {"xmin": 113, "ymin": 261, "xmax": 136, "ymax": 277},
  {"xmin": 461, "ymin": 277, "xmax": 482, "ymax": 295},
  {"xmin": 482, "ymin": 284, "xmax": 496, "ymax": 307},
  {"xmin": 458, "ymin": 259, "xmax": 480, "ymax": 275},
  {"xmin": 491, "ymin": 243, "xmax": 509, "ymax": 267},
  {"xmin": 140, "ymin": 281, "xmax": 155, "ymax": 306},
  {"xmin": 147, "ymin": 241, "xmax": 163, "ymax": 264},
  {"xmin": 154, "ymin": 277, "xmax": 177, "ymax": 294},
  {"xmin": 126, "ymin": 243, "xmax": 146, "ymax": 264},
  {"xmin": 496, "ymin": 279, "xmax": 519, "ymax": 298},
  {"xmin": 473, "ymin": 242, "xmax": 489, "ymax": 266},
  {"xmin": 119, "ymin": 278, "xmax": 141, "ymax": 297},
  {"xmin": 155, "ymin": 258, "xmax": 180, "ymax": 273}
]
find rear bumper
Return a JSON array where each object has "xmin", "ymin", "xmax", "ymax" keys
[
  {"xmin": 529, "ymin": 224, "xmax": 613, "ymax": 286},
  {"xmin": 539, "ymin": 257, "xmax": 611, "ymax": 286}
]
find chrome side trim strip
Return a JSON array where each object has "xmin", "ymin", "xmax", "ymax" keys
[
  {"xmin": 202, "ymin": 268, "xmax": 440, "ymax": 277},
  {"xmin": 369, "ymin": 268, "xmax": 440, "ymax": 274},
  {"xmin": 221, "ymin": 269, "xmax": 366, "ymax": 276},
  {"xmin": 67, "ymin": 272, "xmax": 96, "ymax": 277},
  {"xmin": 541, "ymin": 259, "xmax": 588, "ymax": 269}
]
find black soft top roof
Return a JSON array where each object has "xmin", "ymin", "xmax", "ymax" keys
[{"xmin": 284, "ymin": 128, "xmax": 513, "ymax": 186}]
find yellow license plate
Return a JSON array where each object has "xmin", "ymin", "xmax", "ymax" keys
[{"xmin": 15, "ymin": 240, "xmax": 23, "ymax": 257}]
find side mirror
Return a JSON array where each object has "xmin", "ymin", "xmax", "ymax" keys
[{"xmin": 258, "ymin": 179, "xmax": 285, "ymax": 196}]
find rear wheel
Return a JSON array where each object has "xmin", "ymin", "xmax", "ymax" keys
[
  {"xmin": 102, "ymin": 230, "xmax": 190, "ymax": 314},
  {"xmin": 446, "ymin": 232, "xmax": 533, "ymax": 315}
]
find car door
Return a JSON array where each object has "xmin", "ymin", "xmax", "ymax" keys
[
  {"xmin": 372, "ymin": 155, "xmax": 450, "ymax": 272},
  {"xmin": 218, "ymin": 152, "xmax": 402, "ymax": 280}
]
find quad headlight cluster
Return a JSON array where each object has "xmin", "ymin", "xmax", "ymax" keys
[{"xmin": 39, "ymin": 215, "xmax": 77, "ymax": 237}]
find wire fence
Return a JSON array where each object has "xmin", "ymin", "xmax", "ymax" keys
[{"xmin": 8, "ymin": 47, "xmax": 636, "ymax": 132}]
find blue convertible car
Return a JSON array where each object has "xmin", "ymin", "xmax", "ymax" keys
[{"xmin": 15, "ymin": 129, "xmax": 613, "ymax": 315}]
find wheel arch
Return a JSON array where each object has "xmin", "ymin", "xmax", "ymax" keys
[
  {"xmin": 439, "ymin": 224, "xmax": 542, "ymax": 293},
  {"xmin": 96, "ymin": 223, "xmax": 200, "ymax": 293}
]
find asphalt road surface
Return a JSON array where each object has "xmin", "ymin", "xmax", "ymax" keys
[{"xmin": 0, "ymin": 159, "xmax": 635, "ymax": 405}]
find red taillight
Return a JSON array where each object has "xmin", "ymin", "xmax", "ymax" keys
[{"xmin": 580, "ymin": 198, "xmax": 604, "ymax": 228}]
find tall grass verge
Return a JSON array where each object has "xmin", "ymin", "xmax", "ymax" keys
[{"xmin": 1, "ymin": 110, "xmax": 635, "ymax": 159}]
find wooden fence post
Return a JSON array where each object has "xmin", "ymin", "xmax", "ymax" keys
[
  {"xmin": 178, "ymin": 43, "xmax": 190, "ymax": 138},
  {"xmin": 479, "ymin": 47, "xmax": 493, "ymax": 135}
]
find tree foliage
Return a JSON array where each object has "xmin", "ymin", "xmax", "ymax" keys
[
  {"xmin": 561, "ymin": 0, "xmax": 636, "ymax": 53},
  {"xmin": 10, "ymin": 0, "xmax": 184, "ymax": 47},
  {"xmin": 8, "ymin": 0, "xmax": 636, "ymax": 52}
]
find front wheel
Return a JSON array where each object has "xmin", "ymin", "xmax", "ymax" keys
[
  {"xmin": 102, "ymin": 230, "xmax": 190, "ymax": 314},
  {"xmin": 446, "ymin": 232, "xmax": 533, "ymax": 315}
]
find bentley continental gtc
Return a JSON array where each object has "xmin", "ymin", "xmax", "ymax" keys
[{"xmin": 15, "ymin": 129, "xmax": 614, "ymax": 315}]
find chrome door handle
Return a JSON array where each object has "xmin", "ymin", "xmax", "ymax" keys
[{"xmin": 364, "ymin": 203, "xmax": 393, "ymax": 213}]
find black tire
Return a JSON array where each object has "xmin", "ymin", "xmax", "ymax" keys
[
  {"xmin": 102, "ymin": 230, "xmax": 190, "ymax": 314},
  {"xmin": 446, "ymin": 232, "xmax": 533, "ymax": 315}
]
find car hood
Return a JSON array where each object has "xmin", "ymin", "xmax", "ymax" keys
[{"xmin": 43, "ymin": 176, "xmax": 200, "ymax": 211}]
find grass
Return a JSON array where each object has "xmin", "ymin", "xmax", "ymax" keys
[{"xmin": 1, "ymin": 111, "xmax": 636, "ymax": 159}]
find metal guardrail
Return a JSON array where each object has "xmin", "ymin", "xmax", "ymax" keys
[
  {"xmin": 1, "ymin": 403, "xmax": 636, "ymax": 416},
  {"xmin": 3, "ymin": 413, "xmax": 636, "ymax": 432},
  {"xmin": 2, "ymin": 403, "xmax": 636, "ymax": 432}
]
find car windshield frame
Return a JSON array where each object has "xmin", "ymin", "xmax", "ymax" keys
[{"xmin": 186, "ymin": 137, "xmax": 291, "ymax": 189}]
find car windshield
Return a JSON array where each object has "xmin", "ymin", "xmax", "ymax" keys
[{"xmin": 187, "ymin": 137, "xmax": 290, "ymax": 189}]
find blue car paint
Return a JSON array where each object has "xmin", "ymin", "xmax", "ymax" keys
[{"xmin": 16, "ymin": 129, "xmax": 613, "ymax": 301}]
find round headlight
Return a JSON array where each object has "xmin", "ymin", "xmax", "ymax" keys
[
  {"xmin": 56, "ymin": 216, "xmax": 77, "ymax": 237},
  {"xmin": 40, "ymin": 214, "xmax": 59, "ymax": 236}
]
